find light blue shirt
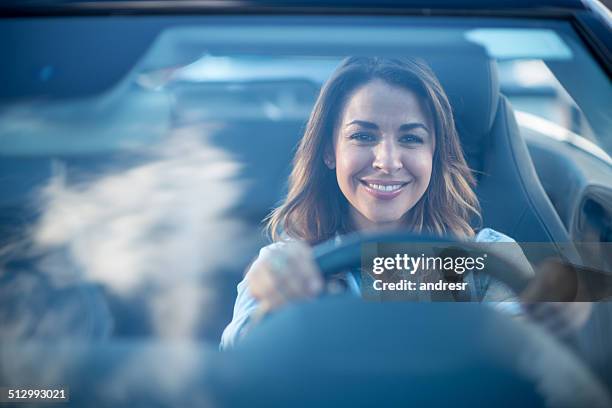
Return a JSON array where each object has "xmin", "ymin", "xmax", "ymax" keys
[{"xmin": 220, "ymin": 228, "xmax": 528, "ymax": 350}]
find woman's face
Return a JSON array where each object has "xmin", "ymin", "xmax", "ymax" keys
[{"xmin": 330, "ymin": 79, "xmax": 435, "ymax": 231}]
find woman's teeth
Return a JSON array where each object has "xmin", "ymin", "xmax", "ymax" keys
[{"xmin": 367, "ymin": 183, "xmax": 403, "ymax": 192}]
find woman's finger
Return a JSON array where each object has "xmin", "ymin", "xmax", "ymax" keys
[
  {"xmin": 525, "ymin": 302, "xmax": 562, "ymax": 321},
  {"xmin": 285, "ymin": 242, "xmax": 323, "ymax": 295},
  {"xmin": 248, "ymin": 242, "xmax": 324, "ymax": 319},
  {"xmin": 525, "ymin": 301, "xmax": 592, "ymax": 337},
  {"xmin": 266, "ymin": 244, "xmax": 321, "ymax": 298},
  {"xmin": 264, "ymin": 246, "xmax": 311, "ymax": 300},
  {"xmin": 250, "ymin": 261, "xmax": 289, "ymax": 310}
]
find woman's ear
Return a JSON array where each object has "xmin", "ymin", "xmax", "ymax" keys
[{"xmin": 324, "ymin": 149, "xmax": 336, "ymax": 169}]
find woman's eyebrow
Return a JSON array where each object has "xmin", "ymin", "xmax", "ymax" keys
[
  {"xmin": 345, "ymin": 120, "xmax": 378, "ymax": 129},
  {"xmin": 346, "ymin": 120, "xmax": 430, "ymax": 134},
  {"xmin": 399, "ymin": 123, "xmax": 430, "ymax": 133}
]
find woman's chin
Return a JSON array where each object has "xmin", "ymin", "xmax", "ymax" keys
[
  {"xmin": 349, "ymin": 204, "xmax": 409, "ymax": 231},
  {"xmin": 359, "ymin": 214, "xmax": 405, "ymax": 230}
]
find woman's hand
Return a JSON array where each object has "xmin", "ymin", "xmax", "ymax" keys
[
  {"xmin": 522, "ymin": 302, "xmax": 592, "ymax": 337},
  {"xmin": 521, "ymin": 259, "xmax": 593, "ymax": 337},
  {"xmin": 248, "ymin": 241, "xmax": 324, "ymax": 317}
]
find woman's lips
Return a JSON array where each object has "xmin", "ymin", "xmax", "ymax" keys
[{"xmin": 360, "ymin": 180, "xmax": 409, "ymax": 200}]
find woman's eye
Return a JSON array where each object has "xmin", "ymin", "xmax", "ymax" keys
[
  {"xmin": 349, "ymin": 132, "xmax": 376, "ymax": 143},
  {"xmin": 399, "ymin": 134, "xmax": 424, "ymax": 144}
]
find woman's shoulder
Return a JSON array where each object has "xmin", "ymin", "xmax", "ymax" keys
[
  {"xmin": 258, "ymin": 235, "xmax": 297, "ymax": 252},
  {"xmin": 474, "ymin": 227, "xmax": 516, "ymax": 243}
]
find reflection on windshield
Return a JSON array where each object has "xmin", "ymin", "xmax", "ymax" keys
[{"xmin": 1, "ymin": 127, "xmax": 252, "ymax": 339}]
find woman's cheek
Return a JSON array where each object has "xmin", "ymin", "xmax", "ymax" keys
[
  {"xmin": 405, "ymin": 151, "xmax": 433, "ymax": 182},
  {"xmin": 336, "ymin": 146, "xmax": 371, "ymax": 185}
]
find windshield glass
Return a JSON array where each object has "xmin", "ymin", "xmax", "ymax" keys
[
  {"xmin": 1, "ymin": 13, "xmax": 611, "ymax": 331},
  {"xmin": 1, "ymin": 14, "xmax": 611, "ymax": 405}
]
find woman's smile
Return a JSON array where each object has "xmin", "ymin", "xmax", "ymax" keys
[{"xmin": 359, "ymin": 178, "xmax": 412, "ymax": 200}]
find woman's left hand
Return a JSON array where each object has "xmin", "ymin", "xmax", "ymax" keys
[
  {"xmin": 521, "ymin": 259, "xmax": 593, "ymax": 337},
  {"xmin": 522, "ymin": 301, "xmax": 592, "ymax": 337}
]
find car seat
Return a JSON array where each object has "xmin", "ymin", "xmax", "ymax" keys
[{"xmin": 427, "ymin": 44, "xmax": 582, "ymax": 266}]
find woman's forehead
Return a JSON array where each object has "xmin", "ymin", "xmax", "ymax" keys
[{"xmin": 339, "ymin": 79, "xmax": 432, "ymax": 130}]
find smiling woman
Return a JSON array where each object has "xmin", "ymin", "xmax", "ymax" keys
[
  {"xmin": 268, "ymin": 57, "xmax": 480, "ymax": 244},
  {"xmin": 220, "ymin": 57, "xmax": 530, "ymax": 349}
]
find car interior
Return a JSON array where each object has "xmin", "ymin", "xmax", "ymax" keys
[
  {"xmin": 163, "ymin": 35, "xmax": 612, "ymax": 386},
  {"xmin": 0, "ymin": 14, "xmax": 611, "ymax": 406}
]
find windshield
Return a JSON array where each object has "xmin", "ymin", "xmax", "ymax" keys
[
  {"xmin": 1, "ymin": 12, "xmax": 611, "ymax": 331},
  {"xmin": 1, "ymin": 13, "xmax": 611, "ymax": 406}
]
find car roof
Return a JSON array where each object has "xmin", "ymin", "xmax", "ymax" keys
[{"xmin": 0, "ymin": 0, "xmax": 588, "ymax": 16}]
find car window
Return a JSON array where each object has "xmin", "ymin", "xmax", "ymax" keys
[
  {"xmin": 0, "ymin": 14, "xmax": 610, "ymax": 341},
  {"xmin": 2, "ymin": 11, "xmax": 612, "ymax": 406}
]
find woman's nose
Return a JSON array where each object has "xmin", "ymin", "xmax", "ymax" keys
[{"xmin": 372, "ymin": 140, "xmax": 403, "ymax": 173}]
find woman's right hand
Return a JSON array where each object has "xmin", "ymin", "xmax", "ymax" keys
[{"xmin": 248, "ymin": 241, "xmax": 324, "ymax": 316}]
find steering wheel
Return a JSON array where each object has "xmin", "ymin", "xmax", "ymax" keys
[
  {"xmin": 222, "ymin": 232, "xmax": 610, "ymax": 407},
  {"xmin": 312, "ymin": 230, "xmax": 534, "ymax": 295}
]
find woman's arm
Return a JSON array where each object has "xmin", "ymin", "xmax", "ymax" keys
[
  {"xmin": 219, "ymin": 274, "xmax": 260, "ymax": 350},
  {"xmin": 219, "ymin": 241, "xmax": 323, "ymax": 350},
  {"xmin": 220, "ymin": 243, "xmax": 279, "ymax": 350}
]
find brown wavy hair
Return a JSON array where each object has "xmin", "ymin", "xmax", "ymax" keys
[{"xmin": 266, "ymin": 57, "xmax": 481, "ymax": 244}]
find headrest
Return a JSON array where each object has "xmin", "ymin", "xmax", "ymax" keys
[{"xmin": 424, "ymin": 44, "xmax": 500, "ymax": 171}]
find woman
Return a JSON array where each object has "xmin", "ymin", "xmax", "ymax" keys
[{"xmin": 220, "ymin": 57, "xmax": 582, "ymax": 349}]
